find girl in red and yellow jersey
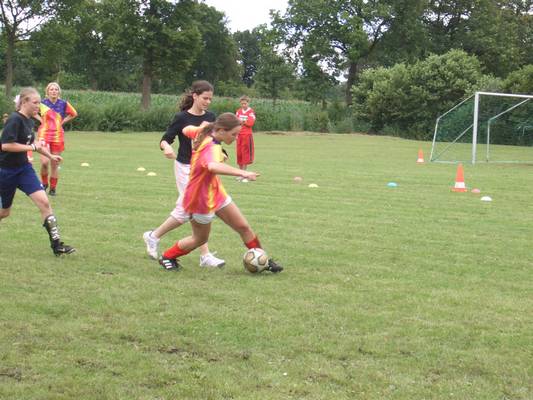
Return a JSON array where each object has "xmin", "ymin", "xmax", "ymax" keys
[
  {"xmin": 158, "ymin": 113, "xmax": 283, "ymax": 273},
  {"xmin": 37, "ymin": 82, "xmax": 77, "ymax": 196}
]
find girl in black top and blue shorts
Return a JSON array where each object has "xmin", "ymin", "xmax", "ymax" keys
[{"xmin": 0, "ymin": 87, "xmax": 75, "ymax": 256}]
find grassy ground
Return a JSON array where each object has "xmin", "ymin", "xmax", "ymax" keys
[{"xmin": 0, "ymin": 132, "xmax": 531, "ymax": 399}]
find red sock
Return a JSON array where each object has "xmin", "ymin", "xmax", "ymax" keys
[
  {"xmin": 50, "ymin": 177, "xmax": 58, "ymax": 190},
  {"xmin": 245, "ymin": 236, "xmax": 262, "ymax": 249},
  {"xmin": 163, "ymin": 242, "xmax": 190, "ymax": 259},
  {"xmin": 41, "ymin": 174, "xmax": 48, "ymax": 186}
]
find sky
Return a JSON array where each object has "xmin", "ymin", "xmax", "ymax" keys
[{"xmin": 203, "ymin": 0, "xmax": 289, "ymax": 32}]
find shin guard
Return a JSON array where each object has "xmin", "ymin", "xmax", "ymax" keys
[{"xmin": 43, "ymin": 214, "xmax": 61, "ymax": 248}]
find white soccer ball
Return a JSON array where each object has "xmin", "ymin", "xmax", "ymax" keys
[{"xmin": 243, "ymin": 248, "xmax": 269, "ymax": 273}]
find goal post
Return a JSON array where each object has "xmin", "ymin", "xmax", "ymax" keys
[{"xmin": 431, "ymin": 91, "xmax": 533, "ymax": 164}]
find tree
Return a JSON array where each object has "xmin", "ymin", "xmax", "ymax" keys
[
  {"xmin": 29, "ymin": 20, "xmax": 76, "ymax": 83},
  {"xmin": 273, "ymin": 0, "xmax": 419, "ymax": 105},
  {"xmin": 99, "ymin": 0, "xmax": 201, "ymax": 109},
  {"xmin": 183, "ymin": 2, "xmax": 240, "ymax": 85},
  {"xmin": 504, "ymin": 64, "xmax": 533, "ymax": 94},
  {"xmin": 296, "ymin": 39, "xmax": 337, "ymax": 107},
  {"xmin": 0, "ymin": 0, "xmax": 62, "ymax": 95},
  {"xmin": 253, "ymin": 26, "xmax": 295, "ymax": 104},
  {"xmin": 422, "ymin": 0, "xmax": 533, "ymax": 77},
  {"xmin": 234, "ymin": 29, "xmax": 261, "ymax": 87}
]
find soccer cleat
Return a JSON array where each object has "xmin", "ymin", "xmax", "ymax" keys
[
  {"xmin": 267, "ymin": 258, "xmax": 283, "ymax": 273},
  {"xmin": 52, "ymin": 242, "xmax": 76, "ymax": 256},
  {"xmin": 49, "ymin": 188, "xmax": 56, "ymax": 196},
  {"xmin": 241, "ymin": 178, "xmax": 249, "ymax": 183},
  {"xmin": 199, "ymin": 252, "xmax": 225, "ymax": 268},
  {"xmin": 43, "ymin": 184, "xmax": 48, "ymax": 191},
  {"xmin": 158, "ymin": 256, "xmax": 181, "ymax": 271},
  {"xmin": 143, "ymin": 230, "xmax": 160, "ymax": 259}
]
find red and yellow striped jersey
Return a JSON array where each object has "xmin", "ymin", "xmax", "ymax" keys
[
  {"xmin": 183, "ymin": 136, "xmax": 228, "ymax": 214},
  {"xmin": 37, "ymin": 98, "xmax": 77, "ymax": 143}
]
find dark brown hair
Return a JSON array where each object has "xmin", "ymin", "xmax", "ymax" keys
[
  {"xmin": 179, "ymin": 80, "xmax": 214, "ymax": 111},
  {"xmin": 192, "ymin": 113, "xmax": 240, "ymax": 150}
]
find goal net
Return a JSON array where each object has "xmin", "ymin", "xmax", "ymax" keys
[{"xmin": 430, "ymin": 91, "xmax": 533, "ymax": 164}]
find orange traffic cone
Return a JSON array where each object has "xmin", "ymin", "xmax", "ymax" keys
[
  {"xmin": 452, "ymin": 163, "xmax": 467, "ymax": 192},
  {"xmin": 417, "ymin": 149, "xmax": 425, "ymax": 163}
]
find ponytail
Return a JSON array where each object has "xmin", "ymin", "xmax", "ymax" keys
[
  {"xmin": 192, "ymin": 123, "xmax": 215, "ymax": 151},
  {"xmin": 179, "ymin": 93, "xmax": 194, "ymax": 111},
  {"xmin": 192, "ymin": 113, "xmax": 240, "ymax": 151}
]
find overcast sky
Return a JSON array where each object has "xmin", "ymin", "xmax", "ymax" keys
[{"xmin": 203, "ymin": 0, "xmax": 289, "ymax": 32}]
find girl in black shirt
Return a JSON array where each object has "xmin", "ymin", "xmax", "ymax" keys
[{"xmin": 0, "ymin": 87, "xmax": 75, "ymax": 256}]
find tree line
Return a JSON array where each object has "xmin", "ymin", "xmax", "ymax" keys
[{"xmin": 1, "ymin": 0, "xmax": 532, "ymax": 136}]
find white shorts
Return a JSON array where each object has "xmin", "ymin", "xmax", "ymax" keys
[
  {"xmin": 191, "ymin": 196, "xmax": 232, "ymax": 225},
  {"xmin": 170, "ymin": 161, "xmax": 190, "ymax": 223}
]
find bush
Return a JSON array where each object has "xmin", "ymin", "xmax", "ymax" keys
[
  {"xmin": 352, "ymin": 50, "xmax": 488, "ymax": 139},
  {"xmin": 56, "ymin": 72, "xmax": 89, "ymax": 90},
  {"xmin": 61, "ymin": 89, "xmax": 337, "ymax": 133},
  {"xmin": 0, "ymin": 94, "xmax": 14, "ymax": 124},
  {"xmin": 503, "ymin": 64, "xmax": 533, "ymax": 94}
]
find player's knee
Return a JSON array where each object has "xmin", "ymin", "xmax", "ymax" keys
[
  {"xmin": 0, "ymin": 209, "xmax": 10, "ymax": 219},
  {"xmin": 37, "ymin": 198, "xmax": 52, "ymax": 213}
]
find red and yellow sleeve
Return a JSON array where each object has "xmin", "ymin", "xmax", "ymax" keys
[
  {"xmin": 66, "ymin": 102, "xmax": 78, "ymax": 117},
  {"xmin": 183, "ymin": 125, "xmax": 200, "ymax": 139},
  {"xmin": 37, "ymin": 103, "xmax": 50, "ymax": 139}
]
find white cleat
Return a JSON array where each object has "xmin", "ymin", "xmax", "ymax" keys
[
  {"xmin": 143, "ymin": 230, "xmax": 160, "ymax": 260},
  {"xmin": 241, "ymin": 178, "xmax": 249, "ymax": 183},
  {"xmin": 199, "ymin": 252, "xmax": 225, "ymax": 268}
]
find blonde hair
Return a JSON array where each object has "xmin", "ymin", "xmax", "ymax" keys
[
  {"xmin": 192, "ymin": 113, "xmax": 241, "ymax": 151},
  {"xmin": 15, "ymin": 87, "xmax": 39, "ymax": 111},
  {"xmin": 45, "ymin": 82, "xmax": 61, "ymax": 97}
]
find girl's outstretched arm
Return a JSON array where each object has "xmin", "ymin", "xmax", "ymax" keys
[{"xmin": 207, "ymin": 161, "xmax": 259, "ymax": 181}]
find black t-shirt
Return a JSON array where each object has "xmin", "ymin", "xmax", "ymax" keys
[
  {"xmin": 160, "ymin": 110, "xmax": 216, "ymax": 164},
  {"xmin": 0, "ymin": 112, "xmax": 34, "ymax": 168}
]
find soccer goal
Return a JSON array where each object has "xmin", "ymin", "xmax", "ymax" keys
[{"xmin": 430, "ymin": 91, "xmax": 533, "ymax": 164}]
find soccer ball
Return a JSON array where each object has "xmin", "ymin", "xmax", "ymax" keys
[{"xmin": 243, "ymin": 248, "xmax": 269, "ymax": 273}]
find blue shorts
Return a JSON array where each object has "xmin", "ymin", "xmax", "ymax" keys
[{"xmin": 0, "ymin": 163, "xmax": 44, "ymax": 209}]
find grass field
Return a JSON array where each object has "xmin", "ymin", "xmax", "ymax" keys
[{"xmin": 1, "ymin": 132, "xmax": 532, "ymax": 399}]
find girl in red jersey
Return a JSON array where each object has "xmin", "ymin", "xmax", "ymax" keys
[
  {"xmin": 37, "ymin": 82, "xmax": 77, "ymax": 196},
  {"xmin": 235, "ymin": 95, "xmax": 256, "ymax": 182},
  {"xmin": 158, "ymin": 113, "xmax": 283, "ymax": 273}
]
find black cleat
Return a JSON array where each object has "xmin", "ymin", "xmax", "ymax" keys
[
  {"xmin": 53, "ymin": 242, "xmax": 76, "ymax": 256},
  {"xmin": 43, "ymin": 184, "xmax": 48, "ymax": 191},
  {"xmin": 49, "ymin": 188, "xmax": 56, "ymax": 196},
  {"xmin": 267, "ymin": 258, "xmax": 283, "ymax": 273},
  {"xmin": 158, "ymin": 256, "xmax": 182, "ymax": 271}
]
